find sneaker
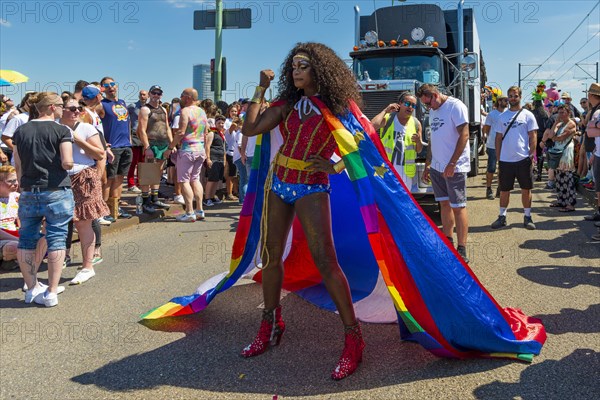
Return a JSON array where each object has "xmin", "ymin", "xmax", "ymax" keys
[
  {"xmin": 92, "ymin": 256, "xmax": 103, "ymax": 266},
  {"xmin": 118, "ymin": 208, "xmax": 132, "ymax": 219},
  {"xmin": 586, "ymin": 185, "xmax": 596, "ymax": 192},
  {"xmin": 224, "ymin": 194, "xmax": 237, "ymax": 201},
  {"xmin": 152, "ymin": 200, "xmax": 171, "ymax": 210},
  {"xmin": 0, "ymin": 259, "xmax": 19, "ymax": 271},
  {"xmin": 173, "ymin": 194, "xmax": 185, "ymax": 205},
  {"xmin": 204, "ymin": 199, "xmax": 214, "ymax": 207},
  {"xmin": 195, "ymin": 210, "xmax": 205, "ymax": 220},
  {"xmin": 583, "ymin": 181, "xmax": 595, "ymax": 189},
  {"xmin": 25, "ymin": 282, "xmax": 48, "ymax": 304},
  {"xmin": 127, "ymin": 186, "xmax": 142, "ymax": 193},
  {"xmin": 212, "ymin": 197, "xmax": 223, "ymax": 204},
  {"xmin": 456, "ymin": 245, "xmax": 470, "ymax": 264},
  {"xmin": 104, "ymin": 215, "xmax": 116, "ymax": 223},
  {"xmin": 535, "ymin": 175, "xmax": 542, "ymax": 182},
  {"xmin": 524, "ymin": 216, "xmax": 536, "ymax": 230},
  {"xmin": 143, "ymin": 203, "xmax": 157, "ymax": 214},
  {"xmin": 486, "ymin": 187, "xmax": 494, "ymax": 200},
  {"xmin": 584, "ymin": 212, "xmax": 600, "ymax": 221},
  {"xmin": 579, "ymin": 176, "xmax": 591, "ymax": 184},
  {"xmin": 544, "ymin": 182, "xmax": 555, "ymax": 190},
  {"xmin": 34, "ymin": 290, "xmax": 58, "ymax": 307},
  {"xmin": 62, "ymin": 255, "xmax": 72, "ymax": 269},
  {"xmin": 23, "ymin": 282, "xmax": 65, "ymax": 294},
  {"xmin": 70, "ymin": 269, "xmax": 96, "ymax": 285},
  {"xmin": 176, "ymin": 212, "xmax": 196, "ymax": 223},
  {"xmin": 97, "ymin": 217, "xmax": 112, "ymax": 226},
  {"xmin": 491, "ymin": 215, "xmax": 507, "ymax": 229}
]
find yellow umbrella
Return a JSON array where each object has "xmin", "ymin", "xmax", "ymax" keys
[{"xmin": 0, "ymin": 70, "xmax": 29, "ymax": 84}]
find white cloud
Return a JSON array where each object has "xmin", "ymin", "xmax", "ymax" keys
[
  {"xmin": 0, "ymin": 19, "xmax": 11, "ymax": 28},
  {"xmin": 165, "ymin": 0, "xmax": 209, "ymax": 8}
]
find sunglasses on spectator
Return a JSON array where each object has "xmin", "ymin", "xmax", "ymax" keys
[
  {"xmin": 402, "ymin": 101, "xmax": 417, "ymax": 108},
  {"xmin": 64, "ymin": 106, "xmax": 83, "ymax": 112},
  {"xmin": 151, "ymin": 91, "xmax": 163, "ymax": 96},
  {"xmin": 102, "ymin": 82, "xmax": 117, "ymax": 88},
  {"xmin": 3, "ymin": 179, "xmax": 18, "ymax": 184}
]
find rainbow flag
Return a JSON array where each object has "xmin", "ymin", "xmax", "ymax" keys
[{"xmin": 142, "ymin": 98, "xmax": 546, "ymax": 361}]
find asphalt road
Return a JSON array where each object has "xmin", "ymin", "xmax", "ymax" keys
[{"xmin": 1, "ymin": 171, "xmax": 599, "ymax": 400}]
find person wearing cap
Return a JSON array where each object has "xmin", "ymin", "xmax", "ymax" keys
[
  {"xmin": 12, "ymin": 92, "xmax": 74, "ymax": 307},
  {"xmin": 99, "ymin": 77, "xmax": 133, "ymax": 220},
  {"xmin": 136, "ymin": 85, "xmax": 172, "ymax": 213},
  {"xmin": 482, "ymin": 93, "xmax": 508, "ymax": 199},
  {"xmin": 583, "ymin": 83, "xmax": 600, "ymax": 236},
  {"xmin": 126, "ymin": 90, "xmax": 148, "ymax": 194},
  {"xmin": 560, "ymin": 92, "xmax": 581, "ymax": 120}
]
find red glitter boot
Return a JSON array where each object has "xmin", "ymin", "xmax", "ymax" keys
[
  {"xmin": 331, "ymin": 323, "xmax": 365, "ymax": 380},
  {"xmin": 241, "ymin": 305, "xmax": 285, "ymax": 358}
]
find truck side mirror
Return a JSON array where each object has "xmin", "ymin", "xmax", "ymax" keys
[{"xmin": 460, "ymin": 54, "xmax": 479, "ymax": 80}]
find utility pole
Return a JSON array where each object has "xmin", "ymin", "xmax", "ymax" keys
[{"xmin": 214, "ymin": 0, "xmax": 223, "ymax": 102}]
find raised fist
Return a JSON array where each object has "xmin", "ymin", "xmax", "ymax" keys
[{"xmin": 259, "ymin": 70, "xmax": 275, "ymax": 89}]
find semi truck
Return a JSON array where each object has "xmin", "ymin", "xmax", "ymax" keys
[{"xmin": 351, "ymin": 1, "xmax": 486, "ymax": 194}]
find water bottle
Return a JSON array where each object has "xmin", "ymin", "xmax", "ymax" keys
[{"xmin": 135, "ymin": 194, "xmax": 143, "ymax": 215}]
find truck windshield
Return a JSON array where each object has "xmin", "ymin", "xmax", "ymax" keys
[{"xmin": 355, "ymin": 55, "xmax": 441, "ymax": 83}]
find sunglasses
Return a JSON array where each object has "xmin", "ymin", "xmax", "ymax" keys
[
  {"xmin": 151, "ymin": 91, "xmax": 163, "ymax": 96},
  {"xmin": 64, "ymin": 106, "xmax": 83, "ymax": 112},
  {"xmin": 3, "ymin": 179, "xmax": 18, "ymax": 184},
  {"xmin": 403, "ymin": 101, "xmax": 417, "ymax": 108},
  {"xmin": 102, "ymin": 82, "xmax": 117, "ymax": 88}
]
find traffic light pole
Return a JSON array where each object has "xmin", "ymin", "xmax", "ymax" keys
[{"xmin": 214, "ymin": 0, "xmax": 223, "ymax": 102}]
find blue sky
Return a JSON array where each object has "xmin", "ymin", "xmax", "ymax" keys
[{"xmin": 1, "ymin": 0, "xmax": 599, "ymax": 110}]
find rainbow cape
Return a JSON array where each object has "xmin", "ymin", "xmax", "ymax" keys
[{"xmin": 143, "ymin": 98, "xmax": 546, "ymax": 361}]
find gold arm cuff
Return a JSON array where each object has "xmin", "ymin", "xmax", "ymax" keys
[
  {"xmin": 333, "ymin": 160, "xmax": 345, "ymax": 174},
  {"xmin": 251, "ymin": 86, "xmax": 266, "ymax": 104}
]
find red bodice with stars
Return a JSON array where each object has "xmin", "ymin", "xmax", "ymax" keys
[{"xmin": 275, "ymin": 109, "xmax": 338, "ymax": 185}]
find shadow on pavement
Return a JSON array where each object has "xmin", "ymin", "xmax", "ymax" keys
[
  {"xmin": 534, "ymin": 304, "xmax": 600, "ymax": 335},
  {"xmin": 473, "ymin": 349, "xmax": 600, "ymax": 399},
  {"xmin": 517, "ymin": 266, "xmax": 600, "ymax": 289},
  {"xmin": 71, "ymin": 285, "xmax": 510, "ymax": 397}
]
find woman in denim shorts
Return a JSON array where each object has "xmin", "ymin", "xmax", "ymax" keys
[{"xmin": 13, "ymin": 92, "xmax": 75, "ymax": 307}]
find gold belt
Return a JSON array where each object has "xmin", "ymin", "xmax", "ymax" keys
[{"xmin": 274, "ymin": 153, "xmax": 312, "ymax": 171}]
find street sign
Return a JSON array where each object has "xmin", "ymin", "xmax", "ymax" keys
[{"xmin": 193, "ymin": 8, "xmax": 252, "ymax": 30}]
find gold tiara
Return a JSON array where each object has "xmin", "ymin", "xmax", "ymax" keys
[{"xmin": 293, "ymin": 54, "xmax": 311, "ymax": 61}]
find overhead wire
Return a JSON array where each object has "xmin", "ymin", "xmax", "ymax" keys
[{"xmin": 528, "ymin": 0, "xmax": 599, "ymax": 80}]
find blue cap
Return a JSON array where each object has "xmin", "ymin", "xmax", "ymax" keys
[{"xmin": 82, "ymin": 85, "xmax": 101, "ymax": 100}]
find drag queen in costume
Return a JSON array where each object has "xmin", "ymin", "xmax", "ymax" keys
[{"xmin": 143, "ymin": 43, "xmax": 546, "ymax": 379}]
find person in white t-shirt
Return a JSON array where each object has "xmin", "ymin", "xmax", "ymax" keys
[
  {"xmin": 60, "ymin": 99, "xmax": 109, "ymax": 285},
  {"xmin": 482, "ymin": 94, "xmax": 508, "ymax": 200},
  {"xmin": 583, "ymin": 82, "xmax": 600, "ymax": 241},
  {"xmin": 417, "ymin": 84, "xmax": 470, "ymax": 263},
  {"xmin": 491, "ymin": 86, "xmax": 539, "ymax": 231}
]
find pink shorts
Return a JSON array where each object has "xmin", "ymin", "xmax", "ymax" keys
[{"xmin": 175, "ymin": 151, "xmax": 206, "ymax": 182}]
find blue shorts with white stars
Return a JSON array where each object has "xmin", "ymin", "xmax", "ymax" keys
[{"xmin": 270, "ymin": 173, "xmax": 331, "ymax": 205}]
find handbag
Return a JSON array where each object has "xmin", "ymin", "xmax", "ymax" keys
[{"xmin": 547, "ymin": 123, "xmax": 572, "ymax": 169}]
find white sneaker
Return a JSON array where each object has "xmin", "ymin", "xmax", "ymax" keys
[
  {"xmin": 23, "ymin": 282, "xmax": 65, "ymax": 294},
  {"xmin": 70, "ymin": 269, "xmax": 96, "ymax": 285},
  {"xmin": 176, "ymin": 212, "xmax": 196, "ymax": 222},
  {"xmin": 127, "ymin": 186, "xmax": 142, "ymax": 193},
  {"xmin": 24, "ymin": 282, "xmax": 48, "ymax": 303},
  {"xmin": 173, "ymin": 194, "xmax": 185, "ymax": 205},
  {"xmin": 195, "ymin": 210, "xmax": 205, "ymax": 220},
  {"xmin": 97, "ymin": 217, "xmax": 112, "ymax": 226},
  {"xmin": 34, "ymin": 290, "xmax": 58, "ymax": 307}
]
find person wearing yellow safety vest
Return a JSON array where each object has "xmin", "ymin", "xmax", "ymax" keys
[{"xmin": 371, "ymin": 92, "xmax": 424, "ymax": 192}]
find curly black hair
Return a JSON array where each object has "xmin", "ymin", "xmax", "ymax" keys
[{"xmin": 276, "ymin": 42, "xmax": 362, "ymax": 115}]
